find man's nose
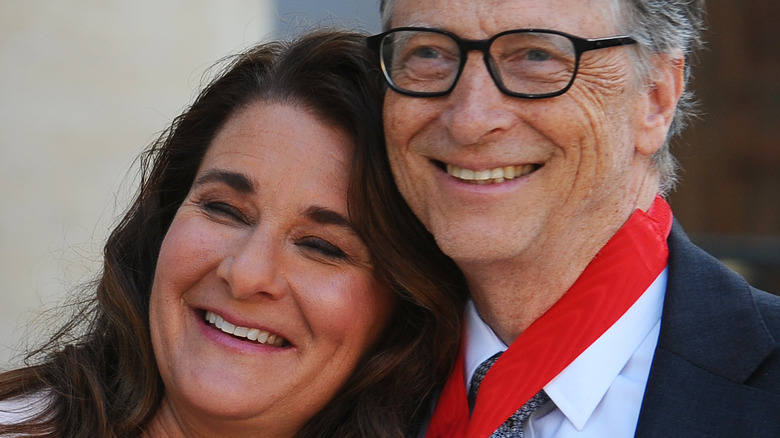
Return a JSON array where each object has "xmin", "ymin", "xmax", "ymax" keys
[{"xmin": 440, "ymin": 53, "xmax": 517, "ymax": 146}]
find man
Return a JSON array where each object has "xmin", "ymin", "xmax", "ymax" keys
[{"xmin": 370, "ymin": 0, "xmax": 780, "ymax": 436}]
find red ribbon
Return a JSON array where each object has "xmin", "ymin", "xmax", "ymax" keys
[{"xmin": 426, "ymin": 197, "xmax": 672, "ymax": 438}]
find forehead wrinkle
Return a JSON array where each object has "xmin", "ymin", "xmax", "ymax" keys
[{"xmin": 428, "ymin": 0, "xmax": 620, "ymax": 37}]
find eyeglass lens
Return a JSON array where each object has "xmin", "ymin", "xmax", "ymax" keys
[{"xmin": 380, "ymin": 29, "xmax": 578, "ymax": 96}]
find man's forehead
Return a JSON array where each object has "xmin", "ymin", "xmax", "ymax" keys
[{"xmin": 389, "ymin": 0, "xmax": 620, "ymax": 36}]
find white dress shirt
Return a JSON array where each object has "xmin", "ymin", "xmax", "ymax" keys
[{"xmin": 463, "ymin": 268, "xmax": 668, "ymax": 437}]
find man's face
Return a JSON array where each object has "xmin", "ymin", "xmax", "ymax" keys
[{"xmin": 383, "ymin": 0, "xmax": 664, "ymax": 270}]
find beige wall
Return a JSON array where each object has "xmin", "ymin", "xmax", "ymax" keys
[{"xmin": 0, "ymin": 1, "xmax": 275, "ymax": 367}]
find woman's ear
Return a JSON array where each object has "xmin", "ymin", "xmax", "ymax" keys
[{"xmin": 636, "ymin": 51, "xmax": 685, "ymax": 156}]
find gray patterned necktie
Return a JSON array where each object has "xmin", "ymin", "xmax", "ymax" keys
[
  {"xmin": 468, "ymin": 352, "xmax": 551, "ymax": 437},
  {"xmin": 468, "ymin": 351, "xmax": 503, "ymax": 413}
]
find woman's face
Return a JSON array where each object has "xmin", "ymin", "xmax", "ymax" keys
[{"xmin": 148, "ymin": 102, "xmax": 395, "ymax": 437}]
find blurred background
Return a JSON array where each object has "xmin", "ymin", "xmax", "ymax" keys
[
  {"xmin": 668, "ymin": 1, "xmax": 780, "ymax": 297},
  {"xmin": 1, "ymin": 1, "xmax": 778, "ymax": 367}
]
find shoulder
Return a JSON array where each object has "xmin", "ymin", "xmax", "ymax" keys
[
  {"xmin": 637, "ymin": 225, "xmax": 780, "ymax": 435},
  {"xmin": 663, "ymin": 222, "xmax": 780, "ymax": 388},
  {"xmin": 666, "ymin": 221, "xmax": 780, "ymax": 326}
]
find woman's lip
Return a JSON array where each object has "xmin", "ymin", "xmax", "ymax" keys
[{"xmin": 202, "ymin": 309, "xmax": 290, "ymax": 347}]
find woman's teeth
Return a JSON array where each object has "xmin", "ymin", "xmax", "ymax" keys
[
  {"xmin": 446, "ymin": 163, "xmax": 537, "ymax": 184},
  {"xmin": 205, "ymin": 310, "xmax": 286, "ymax": 347}
]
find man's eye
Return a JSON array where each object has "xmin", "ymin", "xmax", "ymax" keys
[
  {"xmin": 297, "ymin": 237, "xmax": 348, "ymax": 260},
  {"xmin": 411, "ymin": 46, "xmax": 441, "ymax": 59},
  {"xmin": 526, "ymin": 49, "xmax": 552, "ymax": 62}
]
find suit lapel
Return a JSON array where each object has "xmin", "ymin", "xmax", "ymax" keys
[{"xmin": 635, "ymin": 222, "xmax": 780, "ymax": 437}]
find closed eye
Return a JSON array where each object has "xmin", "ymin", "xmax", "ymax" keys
[
  {"xmin": 202, "ymin": 201, "xmax": 248, "ymax": 224},
  {"xmin": 296, "ymin": 237, "xmax": 348, "ymax": 261}
]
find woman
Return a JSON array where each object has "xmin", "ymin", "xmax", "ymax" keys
[{"xmin": 0, "ymin": 30, "xmax": 467, "ymax": 437}]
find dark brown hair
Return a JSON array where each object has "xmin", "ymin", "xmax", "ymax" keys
[{"xmin": 0, "ymin": 29, "xmax": 467, "ymax": 437}]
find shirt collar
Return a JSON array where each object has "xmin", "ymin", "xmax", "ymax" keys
[
  {"xmin": 463, "ymin": 300, "xmax": 508, "ymax": 392},
  {"xmin": 464, "ymin": 268, "xmax": 667, "ymax": 430}
]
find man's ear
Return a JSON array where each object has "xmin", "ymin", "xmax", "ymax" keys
[{"xmin": 636, "ymin": 51, "xmax": 685, "ymax": 156}]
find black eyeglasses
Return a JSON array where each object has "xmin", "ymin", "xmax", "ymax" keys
[{"xmin": 367, "ymin": 27, "xmax": 637, "ymax": 99}]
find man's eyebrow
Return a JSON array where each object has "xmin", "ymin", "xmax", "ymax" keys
[
  {"xmin": 305, "ymin": 206, "xmax": 356, "ymax": 234},
  {"xmin": 193, "ymin": 169, "xmax": 255, "ymax": 194}
]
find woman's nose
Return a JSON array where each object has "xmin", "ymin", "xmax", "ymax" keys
[{"xmin": 216, "ymin": 229, "xmax": 288, "ymax": 300}]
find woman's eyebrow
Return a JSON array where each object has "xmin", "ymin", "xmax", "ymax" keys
[
  {"xmin": 305, "ymin": 206, "xmax": 357, "ymax": 235},
  {"xmin": 193, "ymin": 169, "xmax": 255, "ymax": 194},
  {"xmin": 192, "ymin": 172, "xmax": 355, "ymax": 233}
]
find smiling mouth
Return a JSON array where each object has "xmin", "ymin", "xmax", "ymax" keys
[
  {"xmin": 444, "ymin": 163, "xmax": 540, "ymax": 185},
  {"xmin": 204, "ymin": 310, "xmax": 288, "ymax": 347}
]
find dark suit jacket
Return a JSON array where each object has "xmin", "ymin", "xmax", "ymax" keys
[{"xmin": 635, "ymin": 222, "xmax": 780, "ymax": 437}]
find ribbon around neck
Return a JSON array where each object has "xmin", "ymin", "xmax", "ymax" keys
[{"xmin": 426, "ymin": 197, "xmax": 672, "ymax": 438}]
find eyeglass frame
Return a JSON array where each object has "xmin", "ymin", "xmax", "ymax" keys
[{"xmin": 367, "ymin": 27, "xmax": 638, "ymax": 99}]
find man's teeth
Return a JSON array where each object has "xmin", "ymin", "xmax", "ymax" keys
[
  {"xmin": 205, "ymin": 310, "xmax": 285, "ymax": 347},
  {"xmin": 446, "ymin": 164, "xmax": 537, "ymax": 184}
]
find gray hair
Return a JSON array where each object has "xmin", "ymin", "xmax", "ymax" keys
[{"xmin": 378, "ymin": 0, "xmax": 707, "ymax": 195}]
